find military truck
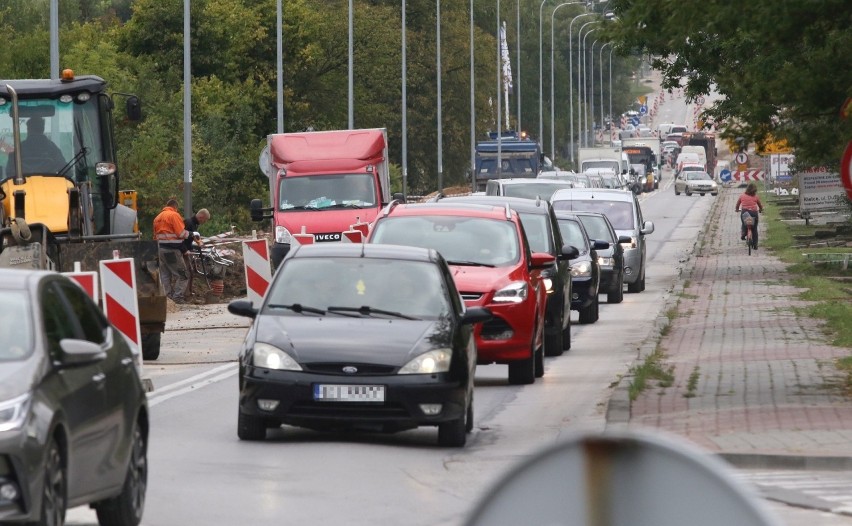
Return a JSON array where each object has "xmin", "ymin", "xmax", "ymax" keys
[{"xmin": 0, "ymin": 70, "xmax": 166, "ymax": 361}]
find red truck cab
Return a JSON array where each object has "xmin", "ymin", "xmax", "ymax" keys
[{"xmin": 252, "ymin": 128, "xmax": 394, "ymax": 268}]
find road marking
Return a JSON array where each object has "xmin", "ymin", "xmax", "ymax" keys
[
  {"xmin": 737, "ymin": 471, "xmax": 852, "ymax": 514},
  {"xmin": 147, "ymin": 363, "xmax": 238, "ymax": 407}
]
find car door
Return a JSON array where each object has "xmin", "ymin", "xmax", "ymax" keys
[
  {"xmin": 547, "ymin": 207, "xmax": 571, "ymax": 327},
  {"xmin": 53, "ymin": 279, "xmax": 139, "ymax": 492},
  {"xmin": 40, "ymin": 279, "xmax": 109, "ymax": 498}
]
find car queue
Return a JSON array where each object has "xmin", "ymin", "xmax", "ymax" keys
[{"xmin": 228, "ymin": 178, "xmax": 655, "ymax": 449}]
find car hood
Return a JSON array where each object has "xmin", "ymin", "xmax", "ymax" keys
[
  {"xmin": 450, "ymin": 264, "xmax": 518, "ymax": 293},
  {"xmin": 0, "ymin": 357, "xmax": 38, "ymax": 400},
  {"xmin": 253, "ymin": 315, "xmax": 447, "ymax": 366}
]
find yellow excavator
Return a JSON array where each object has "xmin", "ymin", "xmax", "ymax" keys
[{"xmin": 0, "ymin": 70, "xmax": 166, "ymax": 361}]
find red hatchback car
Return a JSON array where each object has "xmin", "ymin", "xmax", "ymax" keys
[{"xmin": 368, "ymin": 202, "xmax": 553, "ymax": 385}]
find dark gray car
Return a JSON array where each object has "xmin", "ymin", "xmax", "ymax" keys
[{"xmin": 0, "ymin": 270, "xmax": 148, "ymax": 526}]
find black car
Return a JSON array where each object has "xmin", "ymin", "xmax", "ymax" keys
[
  {"xmin": 573, "ymin": 211, "xmax": 629, "ymax": 304},
  {"xmin": 228, "ymin": 243, "xmax": 491, "ymax": 447},
  {"xmin": 0, "ymin": 269, "xmax": 149, "ymax": 526},
  {"xmin": 553, "ymin": 212, "xmax": 607, "ymax": 324},
  {"xmin": 436, "ymin": 195, "xmax": 578, "ymax": 357}
]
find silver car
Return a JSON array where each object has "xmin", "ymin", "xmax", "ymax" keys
[
  {"xmin": 674, "ymin": 171, "xmax": 719, "ymax": 196},
  {"xmin": 550, "ymin": 188, "xmax": 654, "ymax": 293}
]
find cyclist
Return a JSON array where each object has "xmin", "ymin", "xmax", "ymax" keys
[{"xmin": 735, "ymin": 182, "xmax": 764, "ymax": 248}]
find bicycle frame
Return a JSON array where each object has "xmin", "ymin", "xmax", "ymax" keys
[{"xmin": 741, "ymin": 211, "xmax": 756, "ymax": 255}]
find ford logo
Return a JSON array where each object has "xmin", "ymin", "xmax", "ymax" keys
[{"xmin": 342, "ymin": 366, "xmax": 358, "ymax": 374}]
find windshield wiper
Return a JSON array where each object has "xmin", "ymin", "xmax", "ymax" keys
[
  {"xmin": 281, "ymin": 205, "xmax": 322, "ymax": 211},
  {"xmin": 327, "ymin": 306, "xmax": 418, "ymax": 320},
  {"xmin": 328, "ymin": 202, "xmax": 364, "ymax": 209},
  {"xmin": 446, "ymin": 260, "xmax": 496, "ymax": 268},
  {"xmin": 267, "ymin": 303, "xmax": 326, "ymax": 315}
]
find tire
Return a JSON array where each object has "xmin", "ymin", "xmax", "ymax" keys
[
  {"xmin": 465, "ymin": 394, "xmax": 474, "ymax": 433},
  {"xmin": 686, "ymin": 189, "xmax": 692, "ymax": 196},
  {"xmin": 508, "ymin": 350, "xmax": 535, "ymax": 385},
  {"xmin": 141, "ymin": 332, "xmax": 161, "ymax": 361},
  {"xmin": 544, "ymin": 323, "xmax": 564, "ymax": 357},
  {"xmin": 95, "ymin": 425, "xmax": 147, "ymax": 526},
  {"xmin": 712, "ymin": 192, "xmax": 718, "ymax": 196},
  {"xmin": 36, "ymin": 439, "xmax": 66, "ymax": 526},
  {"xmin": 627, "ymin": 277, "xmax": 642, "ymax": 293},
  {"xmin": 579, "ymin": 295, "xmax": 599, "ymax": 324},
  {"xmin": 534, "ymin": 343, "xmax": 544, "ymax": 378},
  {"xmin": 674, "ymin": 188, "xmax": 681, "ymax": 195},
  {"xmin": 561, "ymin": 320, "xmax": 572, "ymax": 351},
  {"xmin": 639, "ymin": 270, "xmax": 646, "ymax": 292},
  {"xmin": 438, "ymin": 411, "xmax": 466, "ymax": 448},
  {"xmin": 237, "ymin": 408, "xmax": 267, "ymax": 441},
  {"xmin": 700, "ymin": 193, "xmax": 705, "ymax": 196},
  {"xmin": 607, "ymin": 276, "xmax": 624, "ymax": 304}
]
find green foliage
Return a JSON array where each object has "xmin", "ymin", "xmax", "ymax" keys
[{"xmin": 605, "ymin": 0, "xmax": 852, "ymax": 169}]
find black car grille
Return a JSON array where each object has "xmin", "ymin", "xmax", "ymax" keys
[
  {"xmin": 480, "ymin": 317, "xmax": 512, "ymax": 338},
  {"xmin": 460, "ymin": 292, "xmax": 483, "ymax": 301},
  {"xmin": 302, "ymin": 363, "xmax": 397, "ymax": 375}
]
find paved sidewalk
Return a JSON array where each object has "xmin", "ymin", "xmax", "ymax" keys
[{"xmin": 610, "ymin": 187, "xmax": 852, "ymax": 467}]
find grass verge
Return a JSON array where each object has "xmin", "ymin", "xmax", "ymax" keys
[{"xmin": 628, "ymin": 347, "xmax": 674, "ymax": 401}]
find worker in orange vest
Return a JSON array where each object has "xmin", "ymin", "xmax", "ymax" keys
[{"xmin": 153, "ymin": 198, "xmax": 191, "ymax": 303}]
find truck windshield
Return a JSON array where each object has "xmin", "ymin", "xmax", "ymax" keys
[
  {"xmin": 582, "ymin": 160, "xmax": 620, "ymax": 172},
  {"xmin": 0, "ymin": 97, "xmax": 105, "ymax": 181},
  {"xmin": 476, "ymin": 157, "xmax": 536, "ymax": 177},
  {"xmin": 279, "ymin": 173, "xmax": 376, "ymax": 211}
]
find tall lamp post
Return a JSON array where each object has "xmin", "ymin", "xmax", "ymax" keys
[
  {"xmin": 581, "ymin": 25, "xmax": 599, "ymax": 147},
  {"xmin": 576, "ymin": 21, "xmax": 597, "ymax": 149},
  {"xmin": 470, "ymin": 0, "xmax": 476, "ymax": 192},
  {"xmin": 348, "ymin": 0, "xmax": 353, "ymax": 129},
  {"xmin": 568, "ymin": 12, "xmax": 594, "ymax": 165},
  {"xmin": 591, "ymin": 38, "xmax": 599, "ymax": 145},
  {"xmin": 402, "ymin": 0, "xmax": 408, "ymax": 195},
  {"xmin": 516, "ymin": 0, "xmax": 521, "ymax": 133},
  {"xmin": 599, "ymin": 42, "xmax": 610, "ymax": 137},
  {"xmin": 538, "ymin": 0, "xmax": 550, "ymax": 147},
  {"xmin": 550, "ymin": 2, "xmax": 584, "ymax": 162},
  {"xmin": 437, "ymin": 0, "xmax": 443, "ymax": 193}
]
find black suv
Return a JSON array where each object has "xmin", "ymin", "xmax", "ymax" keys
[{"xmin": 437, "ymin": 195, "xmax": 579, "ymax": 356}]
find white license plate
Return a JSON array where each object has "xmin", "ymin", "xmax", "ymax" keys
[{"xmin": 313, "ymin": 384, "xmax": 385, "ymax": 402}]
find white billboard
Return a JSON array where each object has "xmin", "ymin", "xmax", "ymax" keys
[{"xmin": 798, "ymin": 171, "xmax": 847, "ymax": 213}]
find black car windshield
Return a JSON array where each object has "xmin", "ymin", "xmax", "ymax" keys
[
  {"xmin": 552, "ymin": 199, "xmax": 635, "ymax": 230},
  {"xmin": 266, "ymin": 257, "xmax": 451, "ymax": 319},
  {"xmin": 556, "ymin": 219, "xmax": 588, "ymax": 253},
  {"xmin": 278, "ymin": 173, "xmax": 376, "ymax": 211},
  {"xmin": 517, "ymin": 212, "xmax": 552, "ymax": 254},
  {"xmin": 577, "ymin": 215, "xmax": 614, "ymax": 243},
  {"xmin": 502, "ymin": 183, "xmax": 572, "ymax": 201},
  {"xmin": 0, "ymin": 291, "xmax": 34, "ymax": 360},
  {"xmin": 371, "ymin": 216, "xmax": 521, "ymax": 267}
]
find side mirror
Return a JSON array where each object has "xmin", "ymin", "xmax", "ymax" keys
[
  {"xmin": 560, "ymin": 244, "xmax": 580, "ymax": 260},
  {"xmin": 125, "ymin": 95, "xmax": 142, "ymax": 121},
  {"xmin": 392, "ymin": 192, "xmax": 406, "ymax": 204},
  {"xmin": 461, "ymin": 307, "xmax": 493, "ymax": 325},
  {"xmin": 592, "ymin": 240, "xmax": 610, "ymax": 250},
  {"xmin": 529, "ymin": 251, "xmax": 556, "ymax": 269},
  {"xmin": 59, "ymin": 339, "xmax": 106, "ymax": 366},
  {"xmin": 617, "ymin": 235, "xmax": 632, "ymax": 244},
  {"xmin": 641, "ymin": 221, "xmax": 655, "ymax": 235},
  {"xmin": 228, "ymin": 299, "xmax": 259, "ymax": 319},
  {"xmin": 250, "ymin": 198, "xmax": 273, "ymax": 221}
]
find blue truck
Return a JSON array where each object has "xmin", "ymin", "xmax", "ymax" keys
[{"xmin": 473, "ymin": 131, "xmax": 543, "ymax": 191}]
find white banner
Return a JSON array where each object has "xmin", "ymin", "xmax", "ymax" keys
[{"xmin": 798, "ymin": 172, "xmax": 847, "ymax": 213}]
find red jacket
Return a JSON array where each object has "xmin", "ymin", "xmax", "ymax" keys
[{"xmin": 735, "ymin": 193, "xmax": 763, "ymax": 212}]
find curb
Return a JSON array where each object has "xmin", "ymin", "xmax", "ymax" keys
[{"xmin": 718, "ymin": 453, "xmax": 852, "ymax": 472}]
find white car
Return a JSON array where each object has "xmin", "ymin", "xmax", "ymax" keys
[{"xmin": 674, "ymin": 171, "xmax": 719, "ymax": 196}]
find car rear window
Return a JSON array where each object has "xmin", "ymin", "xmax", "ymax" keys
[
  {"xmin": 552, "ymin": 199, "xmax": 635, "ymax": 230},
  {"xmin": 267, "ymin": 258, "xmax": 451, "ymax": 319},
  {"xmin": 502, "ymin": 183, "xmax": 571, "ymax": 201},
  {"xmin": 371, "ymin": 215, "xmax": 521, "ymax": 267},
  {"xmin": 0, "ymin": 291, "xmax": 33, "ymax": 360}
]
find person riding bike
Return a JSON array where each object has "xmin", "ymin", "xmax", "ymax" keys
[{"xmin": 735, "ymin": 182, "xmax": 764, "ymax": 249}]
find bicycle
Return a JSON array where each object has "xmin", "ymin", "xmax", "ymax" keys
[{"xmin": 740, "ymin": 211, "xmax": 757, "ymax": 255}]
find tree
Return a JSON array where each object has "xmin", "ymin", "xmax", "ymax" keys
[{"xmin": 604, "ymin": 0, "xmax": 852, "ymax": 168}]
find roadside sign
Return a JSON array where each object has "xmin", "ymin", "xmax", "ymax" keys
[
  {"xmin": 735, "ymin": 152, "xmax": 749, "ymax": 165},
  {"xmin": 242, "ymin": 239, "xmax": 272, "ymax": 306},
  {"xmin": 841, "ymin": 140, "xmax": 852, "ymax": 200},
  {"xmin": 720, "ymin": 169, "xmax": 731, "ymax": 182},
  {"xmin": 639, "ymin": 105, "xmax": 648, "ymax": 116},
  {"xmin": 631, "ymin": 116, "xmax": 640, "ymax": 126}
]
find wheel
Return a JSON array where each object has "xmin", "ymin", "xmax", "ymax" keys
[
  {"xmin": 534, "ymin": 343, "xmax": 544, "ymax": 378},
  {"xmin": 607, "ymin": 276, "xmax": 624, "ymax": 304},
  {"xmin": 700, "ymin": 193, "xmax": 705, "ymax": 196},
  {"xmin": 579, "ymin": 294, "xmax": 599, "ymax": 324},
  {"xmin": 638, "ymin": 270, "xmax": 646, "ymax": 292},
  {"xmin": 748, "ymin": 236, "xmax": 753, "ymax": 256},
  {"xmin": 141, "ymin": 332, "xmax": 161, "ymax": 361},
  {"xmin": 36, "ymin": 439, "xmax": 66, "ymax": 526},
  {"xmin": 508, "ymin": 349, "xmax": 535, "ymax": 385},
  {"xmin": 465, "ymin": 393, "xmax": 474, "ymax": 433},
  {"xmin": 561, "ymin": 319, "xmax": 572, "ymax": 351},
  {"xmin": 438, "ymin": 410, "xmax": 467, "ymax": 447},
  {"xmin": 674, "ymin": 188, "xmax": 680, "ymax": 195},
  {"xmin": 237, "ymin": 408, "xmax": 267, "ymax": 440},
  {"xmin": 686, "ymin": 189, "xmax": 692, "ymax": 196},
  {"xmin": 627, "ymin": 277, "xmax": 642, "ymax": 293},
  {"xmin": 544, "ymin": 319, "xmax": 564, "ymax": 357},
  {"xmin": 95, "ymin": 425, "xmax": 147, "ymax": 526},
  {"xmin": 712, "ymin": 192, "xmax": 718, "ymax": 196}
]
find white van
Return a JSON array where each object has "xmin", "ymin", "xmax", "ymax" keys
[{"xmin": 680, "ymin": 145, "xmax": 707, "ymax": 168}]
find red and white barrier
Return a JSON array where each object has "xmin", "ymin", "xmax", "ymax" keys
[
  {"xmin": 100, "ymin": 258, "xmax": 142, "ymax": 368},
  {"xmin": 64, "ymin": 261, "xmax": 98, "ymax": 300},
  {"xmin": 733, "ymin": 170, "xmax": 766, "ymax": 182},
  {"xmin": 291, "ymin": 225, "xmax": 315, "ymax": 247},
  {"xmin": 242, "ymin": 239, "xmax": 272, "ymax": 305}
]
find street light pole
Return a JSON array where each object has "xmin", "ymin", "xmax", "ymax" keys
[
  {"xmin": 348, "ymin": 0, "xmax": 353, "ymax": 129},
  {"xmin": 276, "ymin": 0, "xmax": 283, "ymax": 133},
  {"xmin": 538, "ymin": 0, "xmax": 550, "ymax": 148},
  {"xmin": 437, "ymin": 0, "xmax": 443, "ymax": 193},
  {"xmin": 581, "ymin": 26, "xmax": 598, "ymax": 147},
  {"xmin": 576, "ymin": 21, "xmax": 596, "ymax": 149},
  {"xmin": 516, "ymin": 0, "xmax": 521, "ymax": 133},
  {"xmin": 608, "ymin": 46, "xmax": 614, "ymax": 139},
  {"xmin": 550, "ymin": 2, "xmax": 584, "ymax": 162},
  {"xmin": 591, "ymin": 38, "xmax": 598, "ymax": 145},
  {"xmin": 402, "ymin": 0, "xmax": 408, "ymax": 195},
  {"xmin": 568, "ymin": 12, "xmax": 594, "ymax": 166},
  {"xmin": 600, "ymin": 42, "xmax": 609, "ymax": 138},
  {"xmin": 183, "ymin": 0, "xmax": 192, "ymax": 214},
  {"xmin": 470, "ymin": 0, "xmax": 476, "ymax": 192}
]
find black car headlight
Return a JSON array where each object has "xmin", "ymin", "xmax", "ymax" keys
[
  {"xmin": 399, "ymin": 349, "xmax": 452, "ymax": 374},
  {"xmin": 0, "ymin": 393, "xmax": 30, "ymax": 433},
  {"xmin": 252, "ymin": 342, "xmax": 302, "ymax": 371},
  {"xmin": 571, "ymin": 261, "xmax": 592, "ymax": 278}
]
